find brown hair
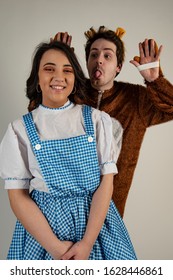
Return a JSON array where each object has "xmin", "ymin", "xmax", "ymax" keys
[
  {"xmin": 26, "ymin": 41, "xmax": 88, "ymax": 111},
  {"xmin": 85, "ymin": 26, "xmax": 126, "ymax": 69}
]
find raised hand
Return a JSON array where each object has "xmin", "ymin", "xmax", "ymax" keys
[
  {"xmin": 130, "ymin": 39, "xmax": 163, "ymax": 82},
  {"xmin": 50, "ymin": 32, "xmax": 72, "ymax": 46}
]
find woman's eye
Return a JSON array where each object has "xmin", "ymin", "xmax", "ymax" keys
[
  {"xmin": 44, "ymin": 67, "xmax": 54, "ymax": 72},
  {"xmin": 64, "ymin": 68, "xmax": 73, "ymax": 73}
]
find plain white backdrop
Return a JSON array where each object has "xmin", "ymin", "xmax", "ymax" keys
[{"xmin": 0, "ymin": 0, "xmax": 173, "ymax": 260}]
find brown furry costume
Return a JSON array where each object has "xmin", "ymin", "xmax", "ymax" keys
[
  {"xmin": 85, "ymin": 75, "xmax": 173, "ymax": 217},
  {"xmin": 53, "ymin": 29, "xmax": 173, "ymax": 217}
]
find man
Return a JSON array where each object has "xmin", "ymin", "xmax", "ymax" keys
[{"xmin": 53, "ymin": 26, "xmax": 173, "ymax": 217}]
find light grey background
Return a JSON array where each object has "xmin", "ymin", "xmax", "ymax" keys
[{"xmin": 0, "ymin": 0, "xmax": 173, "ymax": 260}]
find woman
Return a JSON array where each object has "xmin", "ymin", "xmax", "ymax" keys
[{"xmin": 0, "ymin": 41, "xmax": 136, "ymax": 260}]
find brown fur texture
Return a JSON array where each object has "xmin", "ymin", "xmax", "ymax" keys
[{"xmin": 85, "ymin": 75, "xmax": 173, "ymax": 217}]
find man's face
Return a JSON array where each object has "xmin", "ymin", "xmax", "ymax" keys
[{"xmin": 87, "ymin": 38, "xmax": 121, "ymax": 91}]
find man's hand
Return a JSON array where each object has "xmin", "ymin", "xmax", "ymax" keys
[
  {"xmin": 50, "ymin": 32, "xmax": 72, "ymax": 46},
  {"xmin": 130, "ymin": 39, "xmax": 163, "ymax": 82}
]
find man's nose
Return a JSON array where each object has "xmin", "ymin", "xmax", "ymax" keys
[
  {"xmin": 97, "ymin": 60, "xmax": 103, "ymax": 65},
  {"xmin": 96, "ymin": 55, "xmax": 103, "ymax": 65}
]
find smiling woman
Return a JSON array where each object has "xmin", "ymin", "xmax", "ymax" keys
[
  {"xmin": 0, "ymin": 40, "xmax": 136, "ymax": 260},
  {"xmin": 38, "ymin": 49, "xmax": 75, "ymax": 108},
  {"xmin": 26, "ymin": 41, "xmax": 87, "ymax": 112}
]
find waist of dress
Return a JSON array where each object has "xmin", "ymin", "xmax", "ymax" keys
[{"xmin": 31, "ymin": 188, "xmax": 94, "ymax": 199}]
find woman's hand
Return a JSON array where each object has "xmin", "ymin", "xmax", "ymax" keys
[
  {"xmin": 61, "ymin": 240, "xmax": 92, "ymax": 260},
  {"xmin": 51, "ymin": 241, "xmax": 74, "ymax": 260}
]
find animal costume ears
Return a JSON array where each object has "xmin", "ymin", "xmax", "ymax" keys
[
  {"xmin": 115, "ymin": 27, "xmax": 126, "ymax": 38},
  {"xmin": 84, "ymin": 27, "xmax": 96, "ymax": 39},
  {"xmin": 84, "ymin": 26, "xmax": 126, "ymax": 40}
]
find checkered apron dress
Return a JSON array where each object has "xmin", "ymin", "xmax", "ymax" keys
[{"xmin": 7, "ymin": 105, "xmax": 136, "ymax": 260}]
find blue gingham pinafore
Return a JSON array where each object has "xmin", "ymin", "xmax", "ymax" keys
[{"xmin": 7, "ymin": 105, "xmax": 137, "ymax": 260}]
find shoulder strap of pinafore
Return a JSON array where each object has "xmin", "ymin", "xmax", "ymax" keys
[
  {"xmin": 23, "ymin": 106, "xmax": 94, "ymax": 145},
  {"xmin": 23, "ymin": 112, "xmax": 40, "ymax": 147},
  {"xmin": 82, "ymin": 105, "xmax": 94, "ymax": 135}
]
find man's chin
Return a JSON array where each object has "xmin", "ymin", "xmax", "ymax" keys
[{"xmin": 91, "ymin": 78, "xmax": 103, "ymax": 88}]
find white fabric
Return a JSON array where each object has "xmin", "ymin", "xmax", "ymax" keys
[
  {"xmin": 137, "ymin": 61, "xmax": 159, "ymax": 71},
  {"xmin": 0, "ymin": 100, "xmax": 123, "ymax": 190}
]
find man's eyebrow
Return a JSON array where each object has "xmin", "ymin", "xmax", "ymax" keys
[{"xmin": 90, "ymin": 47, "xmax": 115, "ymax": 53}]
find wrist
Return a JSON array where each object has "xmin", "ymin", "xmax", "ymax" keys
[
  {"xmin": 46, "ymin": 235, "xmax": 63, "ymax": 257},
  {"xmin": 82, "ymin": 236, "xmax": 95, "ymax": 249},
  {"xmin": 145, "ymin": 77, "xmax": 158, "ymax": 83},
  {"xmin": 145, "ymin": 75, "xmax": 162, "ymax": 85}
]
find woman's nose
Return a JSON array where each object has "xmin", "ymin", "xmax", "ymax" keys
[{"xmin": 52, "ymin": 75, "xmax": 64, "ymax": 82}]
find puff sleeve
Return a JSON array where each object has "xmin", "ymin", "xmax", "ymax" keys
[
  {"xmin": 93, "ymin": 110, "xmax": 123, "ymax": 175},
  {"xmin": 0, "ymin": 122, "xmax": 32, "ymax": 189}
]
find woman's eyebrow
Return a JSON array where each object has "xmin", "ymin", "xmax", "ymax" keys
[{"xmin": 43, "ymin": 62, "xmax": 72, "ymax": 67}]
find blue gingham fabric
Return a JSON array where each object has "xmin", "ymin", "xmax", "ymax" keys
[{"xmin": 7, "ymin": 105, "xmax": 137, "ymax": 260}]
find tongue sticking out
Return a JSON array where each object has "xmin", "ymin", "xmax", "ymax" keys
[{"xmin": 94, "ymin": 70, "xmax": 102, "ymax": 79}]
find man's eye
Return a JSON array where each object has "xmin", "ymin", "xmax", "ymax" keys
[
  {"xmin": 90, "ymin": 53, "xmax": 97, "ymax": 58},
  {"xmin": 105, "ymin": 54, "xmax": 111, "ymax": 59}
]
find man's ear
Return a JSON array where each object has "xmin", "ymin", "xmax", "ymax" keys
[
  {"xmin": 116, "ymin": 64, "xmax": 122, "ymax": 73},
  {"xmin": 115, "ymin": 65, "xmax": 122, "ymax": 77}
]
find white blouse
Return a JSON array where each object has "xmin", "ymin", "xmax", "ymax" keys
[{"xmin": 0, "ymin": 100, "xmax": 123, "ymax": 192}]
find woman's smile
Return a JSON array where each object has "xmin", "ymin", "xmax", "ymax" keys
[{"xmin": 38, "ymin": 49, "xmax": 75, "ymax": 108}]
